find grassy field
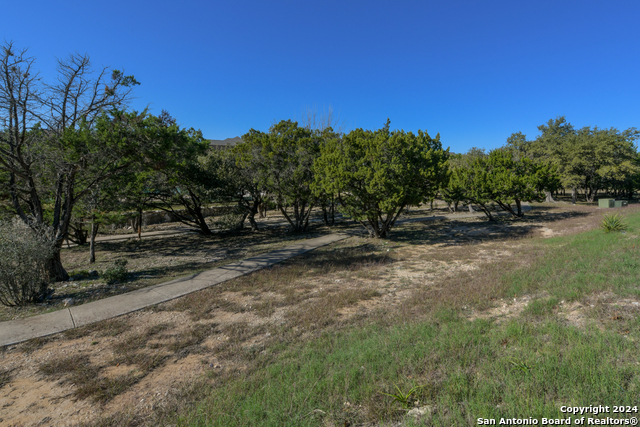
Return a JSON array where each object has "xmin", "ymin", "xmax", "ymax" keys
[
  {"xmin": 2, "ymin": 203, "xmax": 638, "ymax": 426},
  {"xmin": 171, "ymin": 205, "xmax": 640, "ymax": 426}
]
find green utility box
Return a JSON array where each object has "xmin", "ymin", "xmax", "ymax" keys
[
  {"xmin": 598, "ymin": 198, "xmax": 615, "ymax": 208},
  {"xmin": 614, "ymin": 200, "xmax": 629, "ymax": 208}
]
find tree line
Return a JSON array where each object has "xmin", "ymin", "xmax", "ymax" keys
[{"xmin": 1, "ymin": 41, "xmax": 638, "ymax": 305}]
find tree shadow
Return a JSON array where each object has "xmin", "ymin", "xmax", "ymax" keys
[{"xmin": 387, "ymin": 208, "xmax": 592, "ymax": 248}]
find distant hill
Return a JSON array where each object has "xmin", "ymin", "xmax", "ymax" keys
[{"xmin": 208, "ymin": 136, "xmax": 242, "ymax": 150}]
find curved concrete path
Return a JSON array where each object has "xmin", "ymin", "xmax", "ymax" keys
[
  {"xmin": 0, "ymin": 233, "xmax": 349, "ymax": 347},
  {"xmin": 1, "ymin": 203, "xmax": 531, "ymax": 347}
]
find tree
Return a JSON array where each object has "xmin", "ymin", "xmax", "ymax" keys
[
  {"xmin": 0, "ymin": 41, "xmax": 140, "ymax": 281},
  {"xmin": 440, "ymin": 161, "xmax": 466, "ymax": 213},
  {"xmin": 515, "ymin": 117, "xmax": 640, "ymax": 203},
  {"xmin": 241, "ymin": 120, "xmax": 324, "ymax": 232},
  {"xmin": 144, "ymin": 112, "xmax": 218, "ymax": 235},
  {"xmin": 314, "ymin": 119, "xmax": 449, "ymax": 238},
  {"xmin": 441, "ymin": 149, "xmax": 487, "ymax": 213},
  {"xmin": 222, "ymin": 144, "xmax": 265, "ymax": 232},
  {"xmin": 565, "ymin": 126, "xmax": 639, "ymax": 202},
  {"xmin": 455, "ymin": 148, "xmax": 559, "ymax": 220},
  {"xmin": 452, "ymin": 157, "xmax": 496, "ymax": 220}
]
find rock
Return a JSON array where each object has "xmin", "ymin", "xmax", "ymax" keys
[
  {"xmin": 407, "ymin": 405, "xmax": 434, "ymax": 419},
  {"xmin": 63, "ymin": 298, "xmax": 74, "ymax": 307}
]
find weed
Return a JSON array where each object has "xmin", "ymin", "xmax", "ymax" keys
[
  {"xmin": 508, "ymin": 358, "xmax": 531, "ymax": 372},
  {"xmin": 601, "ymin": 213, "xmax": 628, "ymax": 233},
  {"xmin": 382, "ymin": 384, "xmax": 424, "ymax": 409}
]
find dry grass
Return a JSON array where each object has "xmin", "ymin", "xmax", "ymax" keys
[
  {"xmin": 0, "ymin": 368, "xmax": 12, "ymax": 389},
  {"xmin": 64, "ymin": 318, "xmax": 132, "ymax": 340}
]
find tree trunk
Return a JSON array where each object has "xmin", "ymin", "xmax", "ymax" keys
[
  {"xmin": 330, "ymin": 198, "xmax": 335, "ymax": 225},
  {"xmin": 247, "ymin": 211, "xmax": 258, "ymax": 231},
  {"xmin": 469, "ymin": 204, "xmax": 476, "ymax": 213},
  {"xmin": 89, "ymin": 220, "xmax": 99, "ymax": 263},
  {"xmin": 137, "ymin": 208, "xmax": 143, "ymax": 240},
  {"xmin": 571, "ymin": 187, "xmax": 577, "ymax": 204},
  {"xmin": 545, "ymin": 191, "xmax": 555, "ymax": 203},
  {"xmin": 446, "ymin": 201, "xmax": 453, "ymax": 213},
  {"xmin": 322, "ymin": 204, "xmax": 329, "ymax": 226},
  {"xmin": 47, "ymin": 247, "xmax": 69, "ymax": 282}
]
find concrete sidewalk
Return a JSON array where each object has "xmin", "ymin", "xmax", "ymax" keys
[{"xmin": 0, "ymin": 233, "xmax": 349, "ymax": 347}]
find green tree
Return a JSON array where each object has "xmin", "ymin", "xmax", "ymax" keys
[
  {"xmin": 442, "ymin": 148, "xmax": 486, "ymax": 213},
  {"xmin": 241, "ymin": 120, "xmax": 323, "ymax": 233},
  {"xmin": 518, "ymin": 117, "xmax": 640, "ymax": 202},
  {"xmin": 314, "ymin": 120, "xmax": 449, "ymax": 238},
  {"xmin": 455, "ymin": 148, "xmax": 559, "ymax": 220},
  {"xmin": 224, "ymin": 139, "xmax": 269, "ymax": 232},
  {"xmin": 147, "ymin": 113, "xmax": 219, "ymax": 235},
  {"xmin": 565, "ymin": 126, "xmax": 639, "ymax": 202}
]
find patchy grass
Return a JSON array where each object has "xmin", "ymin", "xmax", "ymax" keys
[
  {"xmin": 178, "ymin": 316, "xmax": 640, "ymax": 426},
  {"xmin": 0, "ymin": 368, "xmax": 12, "ymax": 389},
  {"xmin": 165, "ymin": 205, "xmax": 640, "ymax": 426},
  {"xmin": 8, "ymin": 202, "xmax": 639, "ymax": 426},
  {"xmin": 505, "ymin": 206, "xmax": 640, "ymax": 301},
  {"xmin": 63, "ymin": 317, "xmax": 132, "ymax": 340}
]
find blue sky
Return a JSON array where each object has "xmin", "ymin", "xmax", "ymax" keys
[{"xmin": 4, "ymin": 0, "xmax": 639, "ymax": 153}]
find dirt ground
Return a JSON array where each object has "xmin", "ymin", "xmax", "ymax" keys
[{"xmin": 0, "ymin": 203, "xmax": 630, "ymax": 427}]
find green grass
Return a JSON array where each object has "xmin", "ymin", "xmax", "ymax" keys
[
  {"xmin": 506, "ymin": 211, "xmax": 640, "ymax": 301},
  {"xmin": 178, "ymin": 316, "xmax": 639, "ymax": 426},
  {"xmin": 168, "ymin": 209, "xmax": 640, "ymax": 426}
]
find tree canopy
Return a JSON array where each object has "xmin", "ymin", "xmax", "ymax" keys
[{"xmin": 314, "ymin": 119, "xmax": 448, "ymax": 238}]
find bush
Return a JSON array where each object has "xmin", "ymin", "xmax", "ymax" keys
[
  {"xmin": 601, "ymin": 213, "xmax": 627, "ymax": 233},
  {"xmin": 211, "ymin": 207, "xmax": 246, "ymax": 232},
  {"xmin": 101, "ymin": 259, "xmax": 129, "ymax": 284},
  {"xmin": 0, "ymin": 220, "xmax": 56, "ymax": 306}
]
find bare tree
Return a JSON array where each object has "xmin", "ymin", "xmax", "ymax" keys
[{"xmin": 0, "ymin": 41, "xmax": 140, "ymax": 281}]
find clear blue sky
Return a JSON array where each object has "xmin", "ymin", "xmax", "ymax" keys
[{"xmin": 4, "ymin": 0, "xmax": 639, "ymax": 153}]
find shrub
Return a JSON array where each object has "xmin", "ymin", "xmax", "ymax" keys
[
  {"xmin": 601, "ymin": 213, "xmax": 627, "ymax": 233},
  {"xmin": 101, "ymin": 259, "xmax": 129, "ymax": 284},
  {"xmin": 0, "ymin": 219, "xmax": 56, "ymax": 306},
  {"xmin": 211, "ymin": 207, "xmax": 246, "ymax": 232}
]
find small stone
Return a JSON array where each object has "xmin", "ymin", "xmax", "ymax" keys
[
  {"xmin": 407, "ymin": 405, "xmax": 434, "ymax": 418},
  {"xmin": 63, "ymin": 298, "xmax": 74, "ymax": 307}
]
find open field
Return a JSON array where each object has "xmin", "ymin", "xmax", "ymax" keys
[{"xmin": 1, "ymin": 203, "xmax": 638, "ymax": 426}]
